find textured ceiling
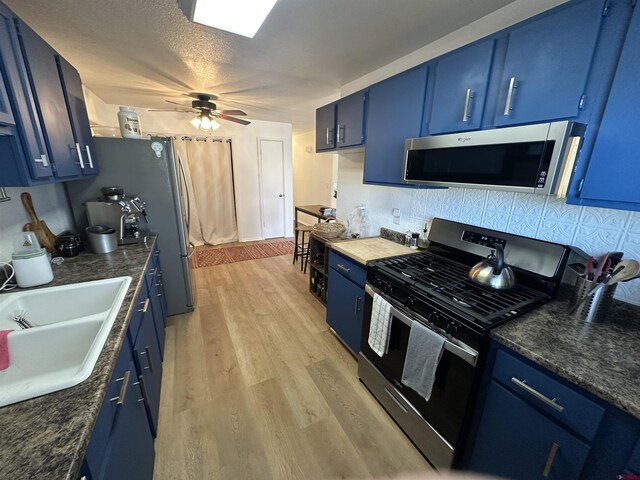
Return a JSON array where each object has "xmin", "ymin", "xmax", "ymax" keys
[{"xmin": 4, "ymin": 0, "xmax": 519, "ymax": 130}]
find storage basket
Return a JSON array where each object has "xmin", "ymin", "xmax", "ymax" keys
[{"xmin": 312, "ymin": 221, "xmax": 345, "ymax": 239}]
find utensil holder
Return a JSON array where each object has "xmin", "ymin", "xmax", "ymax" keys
[{"xmin": 568, "ymin": 276, "xmax": 617, "ymax": 323}]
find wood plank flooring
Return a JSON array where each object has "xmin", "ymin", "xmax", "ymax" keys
[{"xmin": 154, "ymin": 254, "xmax": 435, "ymax": 479}]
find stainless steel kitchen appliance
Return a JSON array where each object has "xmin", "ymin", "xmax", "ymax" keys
[
  {"xmin": 66, "ymin": 137, "xmax": 194, "ymax": 316},
  {"xmin": 85, "ymin": 190, "xmax": 149, "ymax": 245},
  {"xmin": 359, "ymin": 218, "xmax": 572, "ymax": 469},
  {"xmin": 403, "ymin": 121, "xmax": 585, "ymax": 196}
]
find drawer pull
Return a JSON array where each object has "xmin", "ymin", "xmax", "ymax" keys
[
  {"xmin": 542, "ymin": 442, "xmax": 559, "ymax": 478},
  {"xmin": 138, "ymin": 298, "xmax": 150, "ymax": 313},
  {"xmin": 139, "ymin": 346, "xmax": 154, "ymax": 373},
  {"xmin": 135, "ymin": 375, "xmax": 150, "ymax": 405},
  {"xmin": 336, "ymin": 263, "xmax": 350, "ymax": 274},
  {"xmin": 354, "ymin": 296, "xmax": 360, "ymax": 315},
  {"xmin": 511, "ymin": 377, "xmax": 564, "ymax": 412},
  {"xmin": 109, "ymin": 370, "xmax": 131, "ymax": 405}
]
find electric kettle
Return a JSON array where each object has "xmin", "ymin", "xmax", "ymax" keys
[{"xmin": 468, "ymin": 244, "xmax": 517, "ymax": 290}]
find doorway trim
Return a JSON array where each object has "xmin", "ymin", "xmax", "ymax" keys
[{"xmin": 257, "ymin": 137, "xmax": 287, "ymax": 240}]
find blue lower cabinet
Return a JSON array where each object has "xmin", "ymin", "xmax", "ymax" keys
[
  {"xmin": 133, "ymin": 307, "xmax": 164, "ymax": 437},
  {"xmin": 468, "ymin": 380, "xmax": 590, "ymax": 479},
  {"xmin": 326, "ymin": 264, "xmax": 365, "ymax": 355},
  {"xmin": 83, "ymin": 339, "xmax": 155, "ymax": 480}
]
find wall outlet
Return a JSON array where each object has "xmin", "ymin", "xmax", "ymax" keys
[
  {"xmin": 392, "ymin": 207, "xmax": 401, "ymax": 224},
  {"xmin": 393, "ymin": 216, "xmax": 401, "ymax": 225}
]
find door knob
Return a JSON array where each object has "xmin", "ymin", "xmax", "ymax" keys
[{"xmin": 278, "ymin": 194, "xmax": 284, "ymax": 197}]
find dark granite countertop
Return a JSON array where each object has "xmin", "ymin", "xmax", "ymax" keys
[
  {"xmin": 0, "ymin": 236, "xmax": 156, "ymax": 480},
  {"xmin": 492, "ymin": 287, "xmax": 640, "ymax": 419}
]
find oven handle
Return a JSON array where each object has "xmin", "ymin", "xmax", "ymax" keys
[{"xmin": 365, "ymin": 284, "xmax": 479, "ymax": 367}]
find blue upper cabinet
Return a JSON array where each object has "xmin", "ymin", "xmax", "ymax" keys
[
  {"xmin": 0, "ymin": 5, "xmax": 52, "ymax": 184},
  {"xmin": 493, "ymin": 0, "xmax": 605, "ymax": 127},
  {"xmin": 15, "ymin": 20, "xmax": 82, "ymax": 179},
  {"xmin": 316, "ymin": 102, "xmax": 336, "ymax": 151},
  {"xmin": 0, "ymin": 2, "xmax": 98, "ymax": 186},
  {"xmin": 56, "ymin": 55, "xmax": 98, "ymax": 176},
  {"xmin": 335, "ymin": 89, "xmax": 367, "ymax": 148},
  {"xmin": 364, "ymin": 65, "xmax": 429, "ymax": 186},
  {"xmin": 429, "ymin": 39, "xmax": 496, "ymax": 135},
  {"xmin": 578, "ymin": 4, "xmax": 640, "ymax": 207}
]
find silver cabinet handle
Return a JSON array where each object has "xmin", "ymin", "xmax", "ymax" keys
[
  {"xmin": 462, "ymin": 88, "xmax": 474, "ymax": 122},
  {"xmin": 85, "ymin": 145, "xmax": 94, "ymax": 168},
  {"xmin": 109, "ymin": 370, "xmax": 131, "ymax": 405},
  {"xmin": 354, "ymin": 296, "xmax": 360, "ymax": 315},
  {"xmin": 542, "ymin": 442, "xmax": 559, "ymax": 477},
  {"xmin": 511, "ymin": 377, "xmax": 564, "ymax": 412},
  {"xmin": 73, "ymin": 143, "xmax": 85, "ymax": 168},
  {"xmin": 326, "ymin": 127, "xmax": 330, "ymax": 145},
  {"xmin": 337, "ymin": 124, "xmax": 345, "ymax": 143},
  {"xmin": 336, "ymin": 125, "xmax": 341, "ymax": 143},
  {"xmin": 138, "ymin": 298, "xmax": 150, "ymax": 313},
  {"xmin": 336, "ymin": 263, "xmax": 350, "ymax": 274},
  {"xmin": 135, "ymin": 375, "xmax": 150, "ymax": 405},
  {"xmin": 503, "ymin": 76, "xmax": 517, "ymax": 116},
  {"xmin": 34, "ymin": 154, "xmax": 49, "ymax": 167},
  {"xmin": 140, "ymin": 346, "xmax": 154, "ymax": 373}
]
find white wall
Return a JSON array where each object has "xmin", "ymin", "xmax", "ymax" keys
[
  {"xmin": 292, "ymin": 131, "xmax": 337, "ymax": 225},
  {"xmin": 84, "ymin": 88, "xmax": 293, "ymax": 242},
  {"xmin": 0, "ymin": 184, "xmax": 75, "ymax": 263}
]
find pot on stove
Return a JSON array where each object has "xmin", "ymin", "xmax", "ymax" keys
[{"xmin": 468, "ymin": 244, "xmax": 516, "ymax": 290}]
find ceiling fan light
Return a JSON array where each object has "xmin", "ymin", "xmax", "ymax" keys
[
  {"xmin": 179, "ymin": 0, "xmax": 278, "ymax": 38},
  {"xmin": 199, "ymin": 115, "xmax": 212, "ymax": 130},
  {"xmin": 190, "ymin": 115, "xmax": 202, "ymax": 128},
  {"xmin": 209, "ymin": 119, "xmax": 221, "ymax": 131}
]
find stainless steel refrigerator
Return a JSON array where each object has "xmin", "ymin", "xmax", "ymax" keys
[{"xmin": 66, "ymin": 136, "xmax": 194, "ymax": 315}]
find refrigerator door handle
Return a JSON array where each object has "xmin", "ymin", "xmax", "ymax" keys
[{"xmin": 176, "ymin": 151, "xmax": 192, "ymax": 239}]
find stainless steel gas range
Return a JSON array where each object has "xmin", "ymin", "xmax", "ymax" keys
[{"xmin": 358, "ymin": 218, "xmax": 572, "ymax": 469}]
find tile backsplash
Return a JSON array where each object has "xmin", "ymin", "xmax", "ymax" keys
[{"xmin": 408, "ymin": 188, "xmax": 640, "ymax": 305}]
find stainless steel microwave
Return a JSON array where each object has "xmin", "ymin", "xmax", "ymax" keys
[{"xmin": 403, "ymin": 121, "xmax": 585, "ymax": 196}]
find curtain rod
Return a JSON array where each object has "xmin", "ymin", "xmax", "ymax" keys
[{"xmin": 175, "ymin": 135, "xmax": 231, "ymax": 143}]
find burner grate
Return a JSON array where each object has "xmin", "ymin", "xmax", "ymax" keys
[{"xmin": 381, "ymin": 251, "xmax": 548, "ymax": 323}]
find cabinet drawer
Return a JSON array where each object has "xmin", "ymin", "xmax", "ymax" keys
[
  {"xmin": 493, "ymin": 348, "xmax": 604, "ymax": 441},
  {"xmin": 127, "ymin": 287, "xmax": 150, "ymax": 347},
  {"xmin": 328, "ymin": 250, "xmax": 366, "ymax": 287}
]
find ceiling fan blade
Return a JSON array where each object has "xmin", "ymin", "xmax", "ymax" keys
[
  {"xmin": 165, "ymin": 100, "xmax": 190, "ymax": 107},
  {"xmin": 149, "ymin": 108, "xmax": 197, "ymax": 113},
  {"xmin": 217, "ymin": 109, "xmax": 246, "ymax": 116},
  {"xmin": 216, "ymin": 113, "xmax": 251, "ymax": 125}
]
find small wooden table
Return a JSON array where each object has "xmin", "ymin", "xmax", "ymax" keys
[{"xmin": 294, "ymin": 204, "xmax": 332, "ymax": 227}]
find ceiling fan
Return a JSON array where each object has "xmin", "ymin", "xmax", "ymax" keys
[{"xmin": 148, "ymin": 92, "xmax": 250, "ymax": 130}]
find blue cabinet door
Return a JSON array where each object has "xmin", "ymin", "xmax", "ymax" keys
[
  {"xmin": 133, "ymin": 307, "xmax": 163, "ymax": 437},
  {"xmin": 336, "ymin": 90, "xmax": 366, "ymax": 148},
  {"xmin": 364, "ymin": 65, "xmax": 428, "ymax": 186},
  {"xmin": 101, "ymin": 358, "xmax": 155, "ymax": 480},
  {"xmin": 16, "ymin": 21, "xmax": 81, "ymax": 178},
  {"xmin": 494, "ymin": 0, "xmax": 605, "ymax": 127},
  {"xmin": 0, "ymin": 66, "xmax": 14, "ymax": 126},
  {"xmin": 0, "ymin": 7, "xmax": 52, "ymax": 183},
  {"xmin": 56, "ymin": 55, "xmax": 98, "ymax": 176},
  {"xmin": 579, "ymin": 6, "xmax": 640, "ymax": 206},
  {"xmin": 468, "ymin": 380, "xmax": 590, "ymax": 480},
  {"xmin": 430, "ymin": 40, "xmax": 495, "ymax": 134},
  {"xmin": 326, "ymin": 266, "xmax": 365, "ymax": 354},
  {"xmin": 316, "ymin": 102, "xmax": 336, "ymax": 151}
]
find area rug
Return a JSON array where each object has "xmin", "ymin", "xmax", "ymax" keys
[{"xmin": 190, "ymin": 240, "xmax": 295, "ymax": 268}]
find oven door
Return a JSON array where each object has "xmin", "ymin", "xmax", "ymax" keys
[{"xmin": 360, "ymin": 284, "xmax": 478, "ymax": 453}]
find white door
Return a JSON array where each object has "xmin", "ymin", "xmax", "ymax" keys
[{"xmin": 259, "ymin": 139, "xmax": 286, "ymax": 239}]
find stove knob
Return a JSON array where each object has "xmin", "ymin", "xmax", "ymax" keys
[
  {"xmin": 405, "ymin": 296, "xmax": 416, "ymax": 307},
  {"xmin": 385, "ymin": 284, "xmax": 394, "ymax": 295},
  {"xmin": 446, "ymin": 322, "xmax": 459, "ymax": 335},
  {"xmin": 428, "ymin": 311, "xmax": 440, "ymax": 325}
]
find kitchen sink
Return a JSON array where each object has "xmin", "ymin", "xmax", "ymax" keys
[{"xmin": 0, "ymin": 276, "xmax": 132, "ymax": 407}]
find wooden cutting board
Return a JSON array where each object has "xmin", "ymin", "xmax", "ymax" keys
[{"xmin": 21, "ymin": 192, "xmax": 57, "ymax": 253}]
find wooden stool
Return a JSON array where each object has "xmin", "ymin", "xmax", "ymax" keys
[{"xmin": 293, "ymin": 224, "xmax": 314, "ymax": 272}]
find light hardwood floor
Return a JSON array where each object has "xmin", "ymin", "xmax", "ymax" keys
[{"xmin": 154, "ymin": 254, "xmax": 435, "ymax": 479}]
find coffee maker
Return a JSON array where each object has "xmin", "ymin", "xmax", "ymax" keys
[{"xmin": 85, "ymin": 187, "xmax": 150, "ymax": 245}]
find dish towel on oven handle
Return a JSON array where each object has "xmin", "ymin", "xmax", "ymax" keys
[
  {"xmin": 368, "ymin": 293, "xmax": 393, "ymax": 356},
  {"xmin": 401, "ymin": 320, "xmax": 445, "ymax": 401}
]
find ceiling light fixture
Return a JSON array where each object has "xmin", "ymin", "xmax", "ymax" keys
[
  {"xmin": 178, "ymin": 0, "xmax": 278, "ymax": 38},
  {"xmin": 190, "ymin": 113, "xmax": 221, "ymax": 131}
]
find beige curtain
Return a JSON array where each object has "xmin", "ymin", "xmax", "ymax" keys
[{"xmin": 173, "ymin": 137, "xmax": 238, "ymax": 246}]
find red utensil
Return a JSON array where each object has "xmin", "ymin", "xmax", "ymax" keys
[
  {"xmin": 584, "ymin": 256, "xmax": 594, "ymax": 280},
  {"xmin": 597, "ymin": 259, "xmax": 612, "ymax": 283},
  {"xmin": 593, "ymin": 252, "xmax": 611, "ymax": 283}
]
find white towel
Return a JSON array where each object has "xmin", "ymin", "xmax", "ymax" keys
[
  {"xmin": 401, "ymin": 321, "xmax": 445, "ymax": 401},
  {"xmin": 368, "ymin": 293, "xmax": 393, "ymax": 356}
]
